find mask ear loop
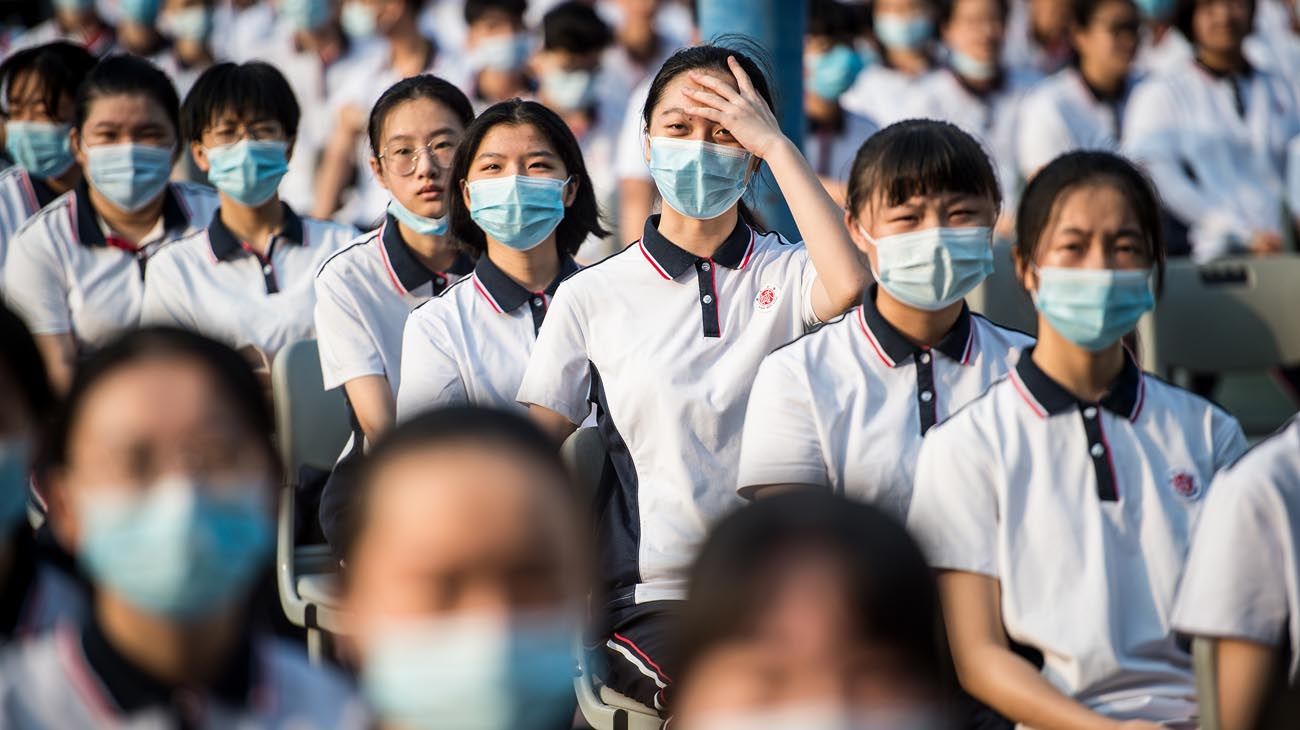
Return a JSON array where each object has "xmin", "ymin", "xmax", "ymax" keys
[{"xmin": 856, "ymin": 223, "xmax": 883, "ymax": 282}]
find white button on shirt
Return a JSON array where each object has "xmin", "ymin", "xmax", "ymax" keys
[
  {"xmin": 1018, "ymin": 67, "xmax": 1136, "ymax": 178},
  {"xmin": 0, "ymin": 166, "xmax": 60, "ymax": 279},
  {"xmin": 141, "ymin": 205, "xmax": 357, "ymax": 358},
  {"xmin": 3, "ymin": 181, "xmax": 219, "ymax": 349},
  {"xmin": 1174, "ymin": 416, "xmax": 1300, "ymax": 681},
  {"xmin": 397, "ymin": 254, "xmax": 580, "ymax": 419},
  {"xmin": 738, "ymin": 286, "xmax": 1032, "ymax": 518},
  {"xmin": 907, "ymin": 349, "xmax": 1248, "ymax": 723},
  {"xmin": 517, "ymin": 216, "xmax": 820, "ymax": 609}
]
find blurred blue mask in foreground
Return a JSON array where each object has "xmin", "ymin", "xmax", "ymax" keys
[
  {"xmin": 467, "ymin": 175, "xmax": 569, "ymax": 251},
  {"xmin": 1033, "ymin": 267, "xmax": 1154, "ymax": 350},
  {"xmin": 648, "ymin": 137, "xmax": 753, "ymax": 220}
]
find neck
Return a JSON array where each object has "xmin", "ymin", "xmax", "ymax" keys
[
  {"xmin": 396, "ymin": 220, "xmax": 459, "ymax": 272},
  {"xmin": 655, "ymin": 206, "xmax": 739, "ymax": 259},
  {"xmin": 175, "ymin": 39, "xmax": 213, "ymax": 67},
  {"xmin": 805, "ymin": 93, "xmax": 842, "ymax": 125},
  {"xmin": 218, "ymin": 195, "xmax": 285, "ymax": 256},
  {"xmin": 1031, "ymin": 323, "xmax": 1126, "ymax": 402},
  {"xmin": 618, "ymin": 22, "xmax": 656, "ymax": 62},
  {"xmin": 1197, "ymin": 47, "xmax": 1247, "ymax": 74},
  {"xmin": 886, "ymin": 47, "xmax": 931, "ymax": 75},
  {"xmin": 47, "ymin": 164, "xmax": 82, "ymax": 195},
  {"xmin": 89, "ymin": 187, "xmax": 166, "ymax": 244},
  {"xmin": 876, "ymin": 289, "xmax": 963, "ymax": 347},
  {"xmin": 485, "ymin": 238, "xmax": 562, "ymax": 291},
  {"xmin": 96, "ymin": 592, "xmax": 242, "ymax": 688},
  {"xmin": 1078, "ymin": 59, "xmax": 1125, "ymax": 97}
]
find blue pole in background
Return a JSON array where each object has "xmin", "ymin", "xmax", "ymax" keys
[{"xmin": 698, "ymin": 0, "xmax": 807, "ymax": 241}]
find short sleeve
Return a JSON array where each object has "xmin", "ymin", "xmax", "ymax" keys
[
  {"xmin": 314, "ymin": 269, "xmax": 386, "ymax": 390},
  {"xmin": 395, "ymin": 306, "xmax": 469, "ymax": 421},
  {"xmin": 3, "ymin": 222, "xmax": 71, "ymax": 335},
  {"xmin": 736, "ymin": 348, "xmax": 828, "ymax": 496},
  {"xmin": 1211, "ymin": 409, "xmax": 1249, "ymax": 473},
  {"xmin": 797, "ymin": 246, "xmax": 820, "ymax": 330},
  {"xmin": 906, "ymin": 413, "xmax": 1001, "ymax": 577},
  {"xmin": 516, "ymin": 283, "xmax": 592, "ymax": 425}
]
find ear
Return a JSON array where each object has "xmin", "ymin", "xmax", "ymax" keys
[
  {"xmin": 368, "ymin": 155, "xmax": 389, "ymax": 193},
  {"xmin": 1012, "ymin": 245, "xmax": 1037, "ymax": 293},
  {"xmin": 285, "ymin": 136, "xmax": 296, "ymax": 162},
  {"xmin": 190, "ymin": 141, "xmax": 210, "ymax": 173},
  {"xmin": 642, "ymin": 130, "xmax": 651, "ymax": 166},
  {"xmin": 43, "ymin": 467, "xmax": 81, "ymax": 555},
  {"xmin": 70, "ymin": 127, "xmax": 87, "ymax": 168},
  {"xmin": 562, "ymin": 175, "xmax": 578, "ymax": 207},
  {"xmin": 845, "ymin": 208, "xmax": 877, "ymax": 270},
  {"xmin": 460, "ymin": 178, "xmax": 472, "ymax": 207}
]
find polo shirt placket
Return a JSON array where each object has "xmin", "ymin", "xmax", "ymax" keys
[{"xmin": 638, "ymin": 214, "xmax": 755, "ymax": 339}]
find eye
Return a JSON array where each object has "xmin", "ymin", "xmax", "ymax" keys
[
  {"xmin": 665, "ymin": 123, "xmax": 686, "ymax": 132},
  {"xmin": 392, "ymin": 146, "xmax": 415, "ymax": 157},
  {"xmin": 715, "ymin": 128, "xmax": 735, "ymax": 139},
  {"xmin": 482, "ymin": 163, "xmax": 500, "ymax": 172},
  {"xmin": 888, "ymin": 214, "xmax": 919, "ymax": 224},
  {"xmin": 434, "ymin": 141, "xmax": 453, "ymax": 150}
]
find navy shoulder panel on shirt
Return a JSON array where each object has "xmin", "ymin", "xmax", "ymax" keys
[
  {"xmin": 315, "ymin": 234, "xmax": 378, "ymax": 279},
  {"xmin": 409, "ymin": 274, "xmax": 474, "ymax": 313},
  {"xmin": 767, "ymin": 309, "xmax": 851, "ymax": 356}
]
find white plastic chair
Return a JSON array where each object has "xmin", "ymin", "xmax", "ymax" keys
[
  {"xmin": 1193, "ymin": 636, "xmax": 1221, "ymax": 730},
  {"xmin": 271, "ymin": 339, "xmax": 351, "ymax": 663},
  {"xmin": 562, "ymin": 428, "xmax": 663, "ymax": 730}
]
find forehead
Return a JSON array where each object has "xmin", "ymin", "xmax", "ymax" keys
[
  {"xmin": 69, "ymin": 359, "xmax": 236, "ymax": 452},
  {"xmin": 381, "ymin": 97, "xmax": 464, "ymax": 140},
  {"xmin": 475, "ymin": 121, "xmax": 557, "ymax": 156},
  {"xmin": 652, "ymin": 67, "xmax": 737, "ymax": 117},
  {"xmin": 951, "ymin": 0, "xmax": 1002, "ymax": 19},
  {"xmin": 6, "ymin": 70, "xmax": 50, "ymax": 101},
  {"xmin": 1048, "ymin": 182, "xmax": 1139, "ymax": 229},
  {"xmin": 85, "ymin": 93, "xmax": 169, "ymax": 124}
]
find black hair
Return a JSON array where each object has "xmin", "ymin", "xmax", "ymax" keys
[
  {"xmin": 1172, "ymin": 0, "xmax": 1254, "ymax": 45},
  {"xmin": 447, "ymin": 98, "xmax": 608, "ymax": 258},
  {"xmin": 367, "ymin": 74, "xmax": 475, "ymax": 159},
  {"xmin": 0, "ymin": 41, "xmax": 96, "ymax": 121},
  {"xmin": 340, "ymin": 405, "xmax": 572, "ymax": 562},
  {"xmin": 808, "ymin": 0, "xmax": 865, "ymax": 43},
  {"xmin": 676, "ymin": 492, "xmax": 948, "ymax": 692},
  {"xmin": 937, "ymin": 0, "xmax": 1010, "ymax": 27},
  {"xmin": 1071, "ymin": 0, "xmax": 1138, "ymax": 29},
  {"xmin": 464, "ymin": 0, "xmax": 528, "ymax": 25},
  {"xmin": 542, "ymin": 1, "xmax": 613, "ymax": 54},
  {"xmin": 73, "ymin": 55, "xmax": 180, "ymax": 138},
  {"xmin": 847, "ymin": 119, "xmax": 1002, "ymax": 219},
  {"xmin": 43, "ymin": 327, "xmax": 278, "ymax": 478},
  {"xmin": 0, "ymin": 302, "xmax": 55, "ymax": 426},
  {"xmin": 1015, "ymin": 150, "xmax": 1166, "ymax": 293},
  {"xmin": 180, "ymin": 62, "xmax": 301, "ymax": 144}
]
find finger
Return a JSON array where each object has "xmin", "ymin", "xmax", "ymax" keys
[
  {"xmin": 684, "ymin": 106, "xmax": 726, "ymax": 123},
  {"xmin": 727, "ymin": 55, "xmax": 758, "ymax": 97},
  {"xmin": 687, "ymin": 70, "xmax": 742, "ymax": 103},
  {"xmin": 681, "ymin": 86, "xmax": 738, "ymax": 113}
]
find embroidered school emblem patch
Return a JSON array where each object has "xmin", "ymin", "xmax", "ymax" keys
[
  {"xmin": 755, "ymin": 286, "xmax": 779, "ymax": 311},
  {"xmin": 1169, "ymin": 470, "xmax": 1201, "ymax": 500}
]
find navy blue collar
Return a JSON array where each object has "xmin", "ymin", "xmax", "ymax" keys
[
  {"xmin": 639, "ymin": 214, "xmax": 754, "ymax": 279},
  {"xmin": 473, "ymin": 254, "xmax": 579, "ymax": 313},
  {"xmin": 74, "ymin": 178, "xmax": 190, "ymax": 247},
  {"xmin": 380, "ymin": 214, "xmax": 474, "ymax": 292},
  {"xmin": 207, "ymin": 204, "xmax": 304, "ymax": 262},
  {"xmin": 1013, "ymin": 346, "xmax": 1144, "ymax": 420},
  {"xmin": 29, "ymin": 173, "xmax": 58, "ymax": 208},
  {"xmin": 858, "ymin": 284, "xmax": 974, "ymax": 367}
]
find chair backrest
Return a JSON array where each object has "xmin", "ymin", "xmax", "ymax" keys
[
  {"xmin": 1144, "ymin": 256, "xmax": 1300, "ymax": 374},
  {"xmin": 271, "ymin": 339, "xmax": 352, "ymax": 480},
  {"xmin": 967, "ymin": 241, "xmax": 1038, "ymax": 335},
  {"xmin": 562, "ymin": 427, "xmax": 607, "ymax": 499}
]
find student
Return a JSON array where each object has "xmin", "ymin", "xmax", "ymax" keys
[
  {"xmin": 516, "ymin": 43, "xmax": 869, "ymax": 714},
  {"xmin": 9, "ymin": 0, "xmax": 116, "ymax": 57},
  {"xmin": 906, "ymin": 150, "xmax": 1248, "ymax": 728},
  {"xmin": 901, "ymin": 0, "xmax": 1039, "ymax": 220},
  {"xmin": 1134, "ymin": 0, "xmax": 1191, "ymax": 75},
  {"xmin": 462, "ymin": 0, "xmax": 536, "ymax": 110},
  {"xmin": 395, "ymin": 99, "xmax": 601, "ymax": 418},
  {"xmin": 0, "ymin": 327, "xmax": 366, "ymax": 728},
  {"xmin": 673, "ymin": 492, "xmax": 949, "ymax": 728},
  {"xmin": 0, "ymin": 42, "xmax": 96, "ymax": 269},
  {"xmin": 737, "ymin": 120, "xmax": 1032, "ymax": 518},
  {"xmin": 1004, "ymin": 0, "xmax": 1076, "ymax": 75},
  {"xmin": 803, "ymin": 0, "xmax": 880, "ymax": 204},
  {"xmin": 3, "ymin": 55, "xmax": 219, "ymax": 393},
  {"xmin": 1018, "ymin": 0, "xmax": 1142, "ymax": 178},
  {"xmin": 153, "ymin": 0, "xmax": 220, "ymax": 100},
  {"xmin": 1122, "ymin": 0, "xmax": 1300, "ymax": 261},
  {"xmin": 340, "ymin": 406, "xmax": 587, "ymax": 730},
  {"xmin": 842, "ymin": 0, "xmax": 938, "ymax": 125},
  {"xmin": 1172, "ymin": 416, "xmax": 1300, "ymax": 730},
  {"xmin": 598, "ymin": 0, "xmax": 685, "ymax": 106},
  {"xmin": 141, "ymin": 62, "xmax": 356, "ymax": 365},
  {"xmin": 113, "ymin": 0, "xmax": 167, "ymax": 58}
]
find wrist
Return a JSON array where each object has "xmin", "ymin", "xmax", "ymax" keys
[{"xmin": 757, "ymin": 135, "xmax": 797, "ymax": 163}]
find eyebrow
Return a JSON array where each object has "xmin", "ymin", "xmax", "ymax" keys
[{"xmin": 386, "ymin": 127, "xmax": 458, "ymax": 143}]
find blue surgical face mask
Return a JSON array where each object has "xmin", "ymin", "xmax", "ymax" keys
[
  {"xmin": 388, "ymin": 197, "xmax": 448, "ymax": 237},
  {"xmin": 648, "ymin": 137, "xmax": 753, "ymax": 221},
  {"xmin": 362, "ymin": 609, "xmax": 578, "ymax": 730},
  {"xmin": 949, "ymin": 49, "xmax": 998, "ymax": 81},
  {"xmin": 204, "ymin": 139, "xmax": 289, "ymax": 207},
  {"xmin": 470, "ymin": 33, "xmax": 532, "ymax": 72},
  {"xmin": 541, "ymin": 68, "xmax": 598, "ymax": 112},
  {"xmin": 159, "ymin": 6, "xmax": 215, "ymax": 42},
  {"xmin": 467, "ymin": 175, "xmax": 569, "ymax": 251},
  {"xmin": 863, "ymin": 225, "xmax": 994, "ymax": 311},
  {"xmin": 874, "ymin": 14, "xmax": 935, "ymax": 50},
  {"xmin": 76, "ymin": 475, "xmax": 273, "ymax": 621},
  {"xmin": 0, "ymin": 440, "xmax": 31, "ymax": 536},
  {"xmin": 118, "ymin": 0, "xmax": 162, "ymax": 24},
  {"xmin": 1034, "ymin": 267, "xmax": 1154, "ymax": 350},
  {"xmin": 807, "ymin": 44, "xmax": 867, "ymax": 100},
  {"xmin": 1134, "ymin": 0, "xmax": 1176, "ymax": 19},
  {"xmin": 5, "ymin": 121, "xmax": 75, "ymax": 179},
  {"xmin": 84, "ymin": 142, "xmax": 174, "ymax": 213},
  {"xmin": 340, "ymin": 1, "xmax": 377, "ymax": 39},
  {"xmin": 280, "ymin": 0, "xmax": 332, "ymax": 31}
]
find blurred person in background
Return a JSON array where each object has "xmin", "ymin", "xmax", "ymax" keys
[
  {"xmin": 9, "ymin": 0, "xmax": 116, "ymax": 57},
  {"xmin": 673, "ymin": 492, "xmax": 951, "ymax": 729},
  {"xmin": 0, "ymin": 327, "xmax": 366, "ymax": 728},
  {"xmin": 599, "ymin": 0, "xmax": 685, "ymax": 105},
  {"xmin": 1017, "ymin": 0, "xmax": 1141, "ymax": 178},
  {"xmin": 1004, "ymin": 0, "xmax": 1074, "ymax": 74},
  {"xmin": 0, "ymin": 42, "xmax": 95, "ymax": 267},
  {"xmin": 842, "ymin": 0, "xmax": 938, "ymax": 125},
  {"xmin": 153, "ymin": 0, "xmax": 220, "ymax": 99},
  {"xmin": 340, "ymin": 406, "xmax": 587, "ymax": 730},
  {"xmin": 464, "ymin": 0, "xmax": 535, "ymax": 110},
  {"xmin": 3, "ymin": 55, "xmax": 218, "ymax": 393},
  {"xmin": 212, "ymin": 0, "xmax": 277, "ymax": 61},
  {"xmin": 113, "ymin": 0, "xmax": 167, "ymax": 57}
]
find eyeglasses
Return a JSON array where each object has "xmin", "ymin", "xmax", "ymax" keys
[{"xmin": 379, "ymin": 141, "xmax": 456, "ymax": 176}]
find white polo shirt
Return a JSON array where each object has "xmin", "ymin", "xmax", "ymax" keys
[
  {"xmin": 0, "ymin": 166, "xmax": 61, "ymax": 279},
  {"xmin": 1017, "ymin": 67, "xmax": 1137, "ymax": 178},
  {"xmin": 397, "ymin": 254, "xmax": 581, "ymax": 419},
  {"xmin": 737, "ymin": 286, "xmax": 1031, "ymax": 518},
  {"xmin": 3, "ymin": 180, "xmax": 218, "ymax": 349},
  {"xmin": 842, "ymin": 63, "xmax": 930, "ymax": 126},
  {"xmin": 517, "ymin": 215, "xmax": 819, "ymax": 609},
  {"xmin": 141, "ymin": 204, "xmax": 357, "ymax": 358},
  {"xmin": 802, "ymin": 110, "xmax": 880, "ymax": 185},
  {"xmin": 907, "ymin": 349, "xmax": 1248, "ymax": 724},
  {"xmin": 1173, "ymin": 416, "xmax": 1300, "ymax": 680}
]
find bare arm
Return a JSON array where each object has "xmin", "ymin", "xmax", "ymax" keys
[
  {"xmin": 1214, "ymin": 637, "xmax": 1280, "ymax": 730},
  {"xmin": 342, "ymin": 375, "xmax": 396, "ymax": 447},
  {"xmin": 34, "ymin": 333, "xmax": 76, "ymax": 395},
  {"xmin": 530, "ymin": 404, "xmax": 579, "ymax": 445}
]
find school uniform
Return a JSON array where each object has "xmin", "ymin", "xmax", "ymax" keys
[
  {"xmin": 1003, "ymin": 1, "xmax": 1073, "ymax": 76},
  {"xmin": 0, "ymin": 167, "xmax": 62, "ymax": 279},
  {"xmin": 802, "ymin": 110, "xmax": 880, "ymax": 187},
  {"xmin": 841, "ymin": 63, "xmax": 930, "ymax": 126},
  {"xmin": 1173, "ymin": 416, "xmax": 1300, "ymax": 680},
  {"xmin": 0, "ymin": 530, "xmax": 86, "ymax": 646},
  {"xmin": 516, "ymin": 215, "xmax": 821, "ymax": 711},
  {"xmin": 141, "ymin": 205, "xmax": 355, "ymax": 358},
  {"xmin": 1018, "ymin": 66, "xmax": 1136, "ymax": 178},
  {"xmin": 3, "ymin": 181, "xmax": 218, "ymax": 350},
  {"xmin": 737, "ymin": 286, "xmax": 1031, "ymax": 518},
  {"xmin": 0, "ymin": 620, "xmax": 369, "ymax": 729},
  {"xmin": 397, "ymin": 254, "xmax": 580, "ymax": 419},
  {"xmin": 1122, "ymin": 58, "xmax": 1300, "ymax": 261},
  {"xmin": 907, "ymin": 349, "xmax": 1248, "ymax": 724},
  {"xmin": 7, "ymin": 21, "xmax": 116, "ymax": 58}
]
